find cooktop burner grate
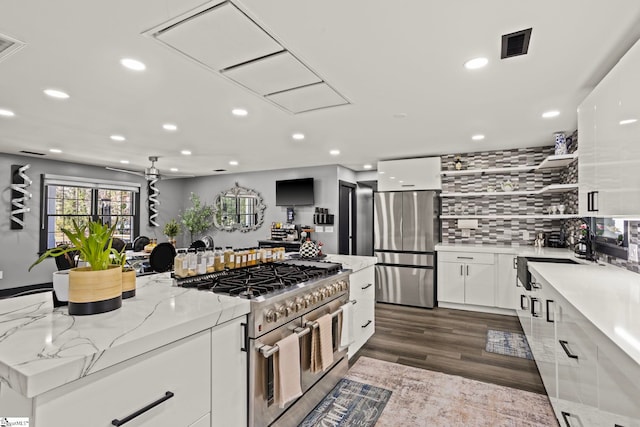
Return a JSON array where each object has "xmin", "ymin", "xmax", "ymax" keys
[{"xmin": 176, "ymin": 260, "xmax": 343, "ymax": 299}]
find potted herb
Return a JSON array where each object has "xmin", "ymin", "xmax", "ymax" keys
[
  {"xmin": 30, "ymin": 220, "xmax": 123, "ymax": 315},
  {"xmin": 112, "ymin": 248, "xmax": 136, "ymax": 299},
  {"xmin": 180, "ymin": 193, "xmax": 214, "ymax": 244},
  {"xmin": 163, "ymin": 218, "xmax": 180, "ymax": 247}
]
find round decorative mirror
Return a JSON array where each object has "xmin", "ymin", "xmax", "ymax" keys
[{"xmin": 212, "ymin": 183, "xmax": 266, "ymax": 232}]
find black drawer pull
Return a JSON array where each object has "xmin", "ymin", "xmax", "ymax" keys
[
  {"xmin": 520, "ymin": 295, "xmax": 528, "ymax": 310},
  {"xmin": 361, "ymin": 320, "xmax": 372, "ymax": 328},
  {"xmin": 241, "ymin": 322, "xmax": 248, "ymax": 352},
  {"xmin": 457, "ymin": 256, "xmax": 474, "ymax": 260},
  {"xmin": 561, "ymin": 411, "xmax": 581, "ymax": 427},
  {"xmin": 559, "ymin": 340, "xmax": 579, "ymax": 359},
  {"xmin": 530, "ymin": 297, "xmax": 541, "ymax": 317},
  {"xmin": 361, "ymin": 283, "xmax": 373, "ymax": 290},
  {"xmin": 112, "ymin": 391, "xmax": 174, "ymax": 426},
  {"xmin": 546, "ymin": 300, "xmax": 554, "ymax": 323}
]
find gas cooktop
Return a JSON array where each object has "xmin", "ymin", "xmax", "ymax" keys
[{"xmin": 176, "ymin": 260, "xmax": 343, "ymax": 299}]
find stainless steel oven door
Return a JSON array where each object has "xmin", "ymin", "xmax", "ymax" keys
[
  {"xmin": 249, "ymin": 317, "xmax": 303, "ymax": 427},
  {"xmin": 299, "ymin": 296, "xmax": 348, "ymax": 391}
]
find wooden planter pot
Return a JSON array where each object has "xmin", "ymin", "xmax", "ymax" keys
[
  {"xmin": 68, "ymin": 265, "xmax": 122, "ymax": 315},
  {"xmin": 122, "ymin": 269, "xmax": 136, "ymax": 299}
]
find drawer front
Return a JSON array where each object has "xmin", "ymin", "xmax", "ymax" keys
[
  {"xmin": 35, "ymin": 331, "xmax": 211, "ymax": 427},
  {"xmin": 437, "ymin": 251, "xmax": 495, "ymax": 264},
  {"xmin": 191, "ymin": 413, "xmax": 211, "ymax": 427},
  {"xmin": 598, "ymin": 335, "xmax": 640, "ymax": 422},
  {"xmin": 349, "ymin": 267, "xmax": 375, "ymax": 302}
]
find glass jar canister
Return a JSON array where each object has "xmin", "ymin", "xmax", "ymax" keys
[
  {"xmin": 174, "ymin": 249, "xmax": 187, "ymax": 278},
  {"xmin": 187, "ymin": 248, "xmax": 197, "ymax": 276},
  {"xmin": 225, "ymin": 247, "xmax": 235, "ymax": 269},
  {"xmin": 205, "ymin": 248, "xmax": 215, "ymax": 273},
  {"xmin": 196, "ymin": 247, "xmax": 207, "ymax": 275},
  {"xmin": 214, "ymin": 247, "xmax": 224, "ymax": 272}
]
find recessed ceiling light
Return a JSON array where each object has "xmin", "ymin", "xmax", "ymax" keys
[
  {"xmin": 120, "ymin": 58, "xmax": 146, "ymax": 71},
  {"xmin": 44, "ymin": 89, "xmax": 70, "ymax": 99},
  {"xmin": 292, "ymin": 133, "xmax": 305, "ymax": 140},
  {"xmin": 390, "ymin": 176, "xmax": 396, "ymax": 180},
  {"xmin": 181, "ymin": 150, "xmax": 192, "ymax": 156},
  {"xmin": 0, "ymin": 109, "xmax": 15, "ymax": 117},
  {"xmin": 619, "ymin": 119, "xmax": 637, "ymax": 125},
  {"xmin": 329, "ymin": 150, "xmax": 340, "ymax": 156},
  {"xmin": 379, "ymin": 171, "xmax": 385, "ymax": 174},
  {"xmin": 120, "ymin": 160, "xmax": 129, "ymax": 164},
  {"xmin": 170, "ymin": 168, "xmax": 178, "ymax": 172},
  {"xmin": 110, "ymin": 135, "xmax": 126, "ymax": 142},
  {"xmin": 393, "ymin": 113, "xmax": 407, "ymax": 119},
  {"xmin": 464, "ymin": 57, "xmax": 488, "ymax": 70},
  {"xmin": 163, "ymin": 123, "xmax": 178, "ymax": 131},
  {"xmin": 49, "ymin": 148, "xmax": 62, "ymax": 154},
  {"xmin": 232, "ymin": 108, "xmax": 248, "ymax": 117},
  {"xmin": 229, "ymin": 160, "xmax": 239, "ymax": 166},
  {"xmin": 399, "ymin": 180, "xmax": 404, "ymax": 183},
  {"xmin": 363, "ymin": 164, "xmax": 372, "ymax": 169},
  {"xmin": 472, "ymin": 134, "xmax": 485, "ymax": 141},
  {"xmin": 542, "ymin": 110, "xmax": 560, "ymax": 118}
]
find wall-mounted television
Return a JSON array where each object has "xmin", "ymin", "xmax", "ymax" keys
[{"xmin": 276, "ymin": 178, "xmax": 314, "ymax": 206}]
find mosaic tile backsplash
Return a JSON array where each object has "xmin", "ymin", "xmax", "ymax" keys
[{"xmin": 439, "ymin": 130, "xmax": 640, "ymax": 274}]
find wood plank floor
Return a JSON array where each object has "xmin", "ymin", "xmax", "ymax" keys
[{"xmin": 350, "ymin": 303, "xmax": 547, "ymax": 395}]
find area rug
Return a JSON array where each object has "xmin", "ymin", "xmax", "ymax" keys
[
  {"xmin": 485, "ymin": 329, "xmax": 534, "ymax": 360},
  {"xmin": 346, "ymin": 357, "xmax": 558, "ymax": 426},
  {"xmin": 299, "ymin": 378, "xmax": 391, "ymax": 427}
]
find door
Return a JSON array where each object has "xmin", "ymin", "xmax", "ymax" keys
[
  {"xmin": 464, "ymin": 263, "xmax": 495, "ymax": 306},
  {"xmin": 436, "ymin": 261, "xmax": 465, "ymax": 304},
  {"xmin": 373, "ymin": 192, "xmax": 402, "ymax": 251},
  {"xmin": 402, "ymin": 191, "xmax": 437, "ymax": 252},
  {"xmin": 338, "ymin": 181, "xmax": 357, "ymax": 255}
]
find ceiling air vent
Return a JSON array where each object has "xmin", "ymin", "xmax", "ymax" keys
[
  {"xmin": 0, "ymin": 32, "xmax": 25, "ymax": 62},
  {"xmin": 19, "ymin": 150, "xmax": 46, "ymax": 156},
  {"xmin": 501, "ymin": 28, "xmax": 532, "ymax": 59}
]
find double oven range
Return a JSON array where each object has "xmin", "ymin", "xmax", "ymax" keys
[{"xmin": 177, "ymin": 259, "xmax": 351, "ymax": 427}]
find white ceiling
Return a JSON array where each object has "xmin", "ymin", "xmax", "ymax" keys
[{"xmin": 1, "ymin": 0, "xmax": 640, "ymax": 177}]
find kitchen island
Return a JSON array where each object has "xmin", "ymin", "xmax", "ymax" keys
[{"xmin": 0, "ymin": 272, "xmax": 251, "ymax": 426}]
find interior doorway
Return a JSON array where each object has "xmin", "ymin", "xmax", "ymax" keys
[{"xmin": 338, "ymin": 181, "xmax": 357, "ymax": 255}]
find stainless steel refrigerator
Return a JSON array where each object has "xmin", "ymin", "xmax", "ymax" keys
[{"xmin": 374, "ymin": 191, "xmax": 439, "ymax": 308}]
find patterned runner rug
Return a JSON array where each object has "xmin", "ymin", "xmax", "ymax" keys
[
  {"xmin": 485, "ymin": 329, "xmax": 534, "ymax": 360},
  {"xmin": 345, "ymin": 356, "xmax": 558, "ymax": 426},
  {"xmin": 299, "ymin": 378, "xmax": 392, "ymax": 427}
]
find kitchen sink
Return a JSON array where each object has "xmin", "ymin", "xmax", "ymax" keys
[{"xmin": 523, "ymin": 257, "xmax": 579, "ymax": 264}]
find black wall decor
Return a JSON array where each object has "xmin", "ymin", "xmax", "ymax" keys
[{"xmin": 10, "ymin": 164, "xmax": 32, "ymax": 230}]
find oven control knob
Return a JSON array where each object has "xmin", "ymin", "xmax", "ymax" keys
[
  {"xmin": 285, "ymin": 300, "xmax": 295, "ymax": 316},
  {"xmin": 276, "ymin": 305, "xmax": 287, "ymax": 319},
  {"xmin": 327, "ymin": 285, "xmax": 336, "ymax": 296},
  {"xmin": 312, "ymin": 291, "xmax": 322, "ymax": 302},
  {"xmin": 332, "ymin": 283, "xmax": 341, "ymax": 293},
  {"xmin": 303, "ymin": 295, "xmax": 312, "ymax": 307},
  {"xmin": 339, "ymin": 280, "xmax": 348, "ymax": 291},
  {"xmin": 294, "ymin": 297, "xmax": 304, "ymax": 312},
  {"xmin": 265, "ymin": 309, "xmax": 276, "ymax": 323}
]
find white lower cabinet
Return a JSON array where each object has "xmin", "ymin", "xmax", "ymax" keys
[
  {"xmin": 211, "ymin": 317, "xmax": 248, "ymax": 427},
  {"xmin": 496, "ymin": 254, "xmax": 517, "ymax": 310},
  {"xmin": 437, "ymin": 251, "xmax": 495, "ymax": 307},
  {"xmin": 34, "ymin": 330, "xmax": 212, "ymax": 427},
  {"xmin": 191, "ymin": 413, "xmax": 211, "ymax": 427},
  {"xmin": 349, "ymin": 266, "xmax": 376, "ymax": 358},
  {"xmin": 524, "ymin": 271, "xmax": 640, "ymax": 427}
]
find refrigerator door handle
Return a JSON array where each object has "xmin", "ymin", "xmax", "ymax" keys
[{"xmin": 460, "ymin": 265, "xmax": 463, "ymax": 276}]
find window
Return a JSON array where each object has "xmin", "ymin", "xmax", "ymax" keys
[{"xmin": 40, "ymin": 175, "xmax": 140, "ymax": 251}]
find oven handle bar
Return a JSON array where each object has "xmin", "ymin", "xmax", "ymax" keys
[{"xmin": 256, "ymin": 300, "xmax": 355, "ymax": 358}]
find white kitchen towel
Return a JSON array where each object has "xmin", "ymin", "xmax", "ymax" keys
[
  {"xmin": 275, "ymin": 333, "xmax": 302, "ymax": 408},
  {"xmin": 339, "ymin": 302, "xmax": 354, "ymax": 350}
]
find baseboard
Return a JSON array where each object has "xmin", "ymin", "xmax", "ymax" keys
[
  {"xmin": 437, "ymin": 302, "xmax": 516, "ymax": 316},
  {"xmin": 0, "ymin": 282, "xmax": 52, "ymax": 299}
]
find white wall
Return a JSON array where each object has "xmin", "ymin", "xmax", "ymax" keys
[{"xmin": 0, "ymin": 154, "xmax": 185, "ymax": 289}]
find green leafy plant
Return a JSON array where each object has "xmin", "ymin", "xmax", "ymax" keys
[
  {"xmin": 163, "ymin": 218, "xmax": 180, "ymax": 239},
  {"xmin": 180, "ymin": 193, "xmax": 214, "ymax": 243},
  {"xmin": 29, "ymin": 220, "xmax": 118, "ymax": 272}
]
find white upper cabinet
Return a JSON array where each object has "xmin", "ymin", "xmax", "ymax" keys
[
  {"xmin": 377, "ymin": 157, "xmax": 442, "ymax": 191},
  {"xmin": 578, "ymin": 38, "xmax": 640, "ymax": 216}
]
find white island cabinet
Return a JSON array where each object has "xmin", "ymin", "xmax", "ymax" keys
[
  {"xmin": 325, "ymin": 254, "xmax": 377, "ymax": 358},
  {"xmin": 0, "ymin": 273, "xmax": 251, "ymax": 427}
]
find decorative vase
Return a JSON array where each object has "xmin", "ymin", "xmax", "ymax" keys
[
  {"xmin": 554, "ymin": 133, "xmax": 567, "ymax": 155},
  {"xmin": 68, "ymin": 265, "xmax": 122, "ymax": 315},
  {"xmin": 122, "ymin": 268, "xmax": 136, "ymax": 299},
  {"xmin": 299, "ymin": 240, "xmax": 319, "ymax": 258}
]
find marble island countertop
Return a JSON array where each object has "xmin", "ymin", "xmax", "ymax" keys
[
  {"xmin": 0, "ymin": 273, "xmax": 250, "ymax": 399},
  {"xmin": 324, "ymin": 254, "xmax": 377, "ymax": 272},
  {"xmin": 528, "ymin": 262, "xmax": 640, "ymax": 366}
]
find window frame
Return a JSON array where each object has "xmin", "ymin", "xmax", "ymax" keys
[{"xmin": 39, "ymin": 174, "xmax": 141, "ymax": 253}]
